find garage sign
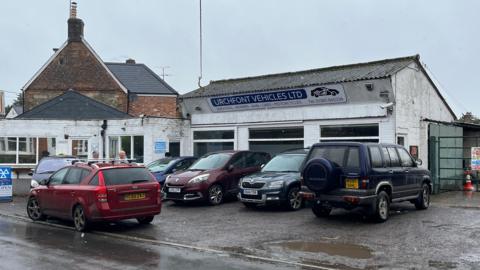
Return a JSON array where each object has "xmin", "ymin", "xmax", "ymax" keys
[
  {"xmin": 471, "ymin": 147, "xmax": 480, "ymax": 170},
  {"xmin": 208, "ymin": 84, "xmax": 346, "ymax": 112},
  {"xmin": 0, "ymin": 167, "xmax": 12, "ymax": 202}
]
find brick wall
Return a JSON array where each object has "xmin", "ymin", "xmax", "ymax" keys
[
  {"xmin": 129, "ymin": 95, "xmax": 179, "ymax": 118},
  {"xmin": 24, "ymin": 42, "xmax": 127, "ymax": 111}
]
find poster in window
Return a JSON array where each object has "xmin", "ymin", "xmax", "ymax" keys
[{"xmin": 471, "ymin": 147, "xmax": 480, "ymax": 170}]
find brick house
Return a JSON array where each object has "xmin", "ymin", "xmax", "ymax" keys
[{"xmin": 22, "ymin": 5, "xmax": 179, "ymax": 118}]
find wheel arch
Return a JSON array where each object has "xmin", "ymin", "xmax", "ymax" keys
[{"xmin": 376, "ymin": 182, "xmax": 393, "ymax": 200}]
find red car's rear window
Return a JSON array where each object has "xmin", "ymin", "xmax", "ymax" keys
[{"xmin": 102, "ymin": 168, "xmax": 154, "ymax": 186}]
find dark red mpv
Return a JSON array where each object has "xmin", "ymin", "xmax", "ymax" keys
[{"xmin": 27, "ymin": 162, "xmax": 162, "ymax": 232}]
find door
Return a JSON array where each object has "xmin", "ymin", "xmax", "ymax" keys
[
  {"xmin": 55, "ymin": 167, "xmax": 90, "ymax": 218},
  {"xmin": 397, "ymin": 147, "xmax": 421, "ymax": 196},
  {"xmin": 385, "ymin": 147, "xmax": 407, "ymax": 199},
  {"xmin": 225, "ymin": 153, "xmax": 249, "ymax": 192},
  {"xmin": 40, "ymin": 167, "xmax": 69, "ymax": 216}
]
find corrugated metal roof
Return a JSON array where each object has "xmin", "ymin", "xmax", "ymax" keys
[
  {"xmin": 106, "ymin": 63, "xmax": 178, "ymax": 95},
  {"xmin": 182, "ymin": 55, "xmax": 418, "ymax": 99},
  {"xmin": 17, "ymin": 90, "xmax": 131, "ymax": 120}
]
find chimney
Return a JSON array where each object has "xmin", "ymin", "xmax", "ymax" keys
[
  {"xmin": 126, "ymin": 58, "xmax": 136, "ymax": 64},
  {"xmin": 68, "ymin": 2, "xmax": 84, "ymax": 42}
]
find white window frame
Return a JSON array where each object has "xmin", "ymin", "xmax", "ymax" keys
[
  {"xmin": 0, "ymin": 137, "xmax": 56, "ymax": 165},
  {"xmin": 192, "ymin": 128, "xmax": 236, "ymax": 156},
  {"xmin": 107, "ymin": 135, "xmax": 144, "ymax": 161},
  {"xmin": 319, "ymin": 124, "xmax": 380, "ymax": 142}
]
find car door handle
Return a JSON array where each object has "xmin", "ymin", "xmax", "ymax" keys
[
  {"xmin": 405, "ymin": 170, "xmax": 409, "ymax": 173},
  {"xmin": 389, "ymin": 170, "xmax": 394, "ymax": 174}
]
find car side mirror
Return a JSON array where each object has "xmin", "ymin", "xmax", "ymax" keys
[
  {"xmin": 28, "ymin": 168, "xmax": 35, "ymax": 176},
  {"xmin": 415, "ymin": 159, "xmax": 423, "ymax": 166},
  {"xmin": 227, "ymin": 164, "xmax": 234, "ymax": 172},
  {"xmin": 39, "ymin": 179, "xmax": 48, "ymax": 186}
]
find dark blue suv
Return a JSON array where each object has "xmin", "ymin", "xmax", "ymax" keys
[{"xmin": 301, "ymin": 142, "xmax": 431, "ymax": 222}]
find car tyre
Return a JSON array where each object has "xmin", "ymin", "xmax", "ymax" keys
[
  {"xmin": 372, "ymin": 191, "xmax": 390, "ymax": 222},
  {"xmin": 137, "ymin": 216, "xmax": 154, "ymax": 224},
  {"xmin": 285, "ymin": 186, "xmax": 303, "ymax": 211},
  {"xmin": 73, "ymin": 205, "xmax": 89, "ymax": 232},
  {"xmin": 311, "ymin": 201, "xmax": 332, "ymax": 218},
  {"xmin": 207, "ymin": 184, "xmax": 224, "ymax": 206},
  {"xmin": 27, "ymin": 197, "xmax": 46, "ymax": 221},
  {"xmin": 414, "ymin": 183, "xmax": 430, "ymax": 210}
]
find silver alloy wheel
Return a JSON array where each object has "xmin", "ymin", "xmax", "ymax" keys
[
  {"xmin": 289, "ymin": 189, "xmax": 302, "ymax": 209},
  {"xmin": 378, "ymin": 196, "xmax": 388, "ymax": 220},
  {"xmin": 423, "ymin": 185, "xmax": 430, "ymax": 206},
  {"xmin": 209, "ymin": 185, "xmax": 223, "ymax": 205},
  {"xmin": 27, "ymin": 198, "xmax": 41, "ymax": 220},
  {"xmin": 73, "ymin": 206, "xmax": 85, "ymax": 231}
]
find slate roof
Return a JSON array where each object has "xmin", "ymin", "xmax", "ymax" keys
[
  {"xmin": 106, "ymin": 63, "xmax": 178, "ymax": 95},
  {"xmin": 182, "ymin": 55, "xmax": 419, "ymax": 99},
  {"xmin": 17, "ymin": 90, "xmax": 131, "ymax": 120}
]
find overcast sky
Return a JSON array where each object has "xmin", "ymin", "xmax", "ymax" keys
[{"xmin": 1, "ymin": 0, "xmax": 478, "ymax": 116}]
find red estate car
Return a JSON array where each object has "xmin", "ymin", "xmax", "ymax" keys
[
  {"xmin": 164, "ymin": 151, "xmax": 270, "ymax": 205},
  {"xmin": 27, "ymin": 161, "xmax": 162, "ymax": 232}
]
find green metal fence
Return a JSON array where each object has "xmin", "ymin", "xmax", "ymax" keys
[{"xmin": 429, "ymin": 136, "xmax": 480, "ymax": 193}]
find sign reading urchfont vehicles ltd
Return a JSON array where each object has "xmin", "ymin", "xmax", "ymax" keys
[{"xmin": 208, "ymin": 84, "xmax": 346, "ymax": 112}]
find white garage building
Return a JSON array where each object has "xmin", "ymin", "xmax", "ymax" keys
[{"xmin": 181, "ymin": 55, "xmax": 456, "ymax": 166}]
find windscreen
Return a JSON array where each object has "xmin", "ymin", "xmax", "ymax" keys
[
  {"xmin": 102, "ymin": 168, "xmax": 154, "ymax": 185},
  {"xmin": 36, "ymin": 159, "xmax": 72, "ymax": 174},
  {"xmin": 309, "ymin": 146, "xmax": 360, "ymax": 168},
  {"xmin": 189, "ymin": 153, "xmax": 231, "ymax": 170},
  {"xmin": 146, "ymin": 158, "xmax": 175, "ymax": 173},
  {"xmin": 262, "ymin": 154, "xmax": 306, "ymax": 172}
]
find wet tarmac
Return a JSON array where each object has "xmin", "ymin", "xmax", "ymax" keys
[
  {"xmin": 0, "ymin": 217, "xmax": 293, "ymax": 270},
  {"xmin": 2, "ymin": 192, "xmax": 480, "ymax": 269}
]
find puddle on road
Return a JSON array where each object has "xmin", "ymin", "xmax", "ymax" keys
[{"xmin": 274, "ymin": 241, "xmax": 373, "ymax": 259}]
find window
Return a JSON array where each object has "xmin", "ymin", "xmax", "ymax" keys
[
  {"xmin": 248, "ymin": 127, "xmax": 304, "ymax": 156},
  {"xmin": 246, "ymin": 152, "xmax": 270, "ymax": 167},
  {"xmin": 50, "ymin": 167, "xmax": 69, "ymax": 185},
  {"xmin": 320, "ymin": 124, "xmax": 379, "ymax": 142},
  {"xmin": 63, "ymin": 168, "xmax": 88, "ymax": 184},
  {"xmin": 397, "ymin": 136, "xmax": 405, "ymax": 146},
  {"xmin": 174, "ymin": 159, "xmax": 194, "ymax": 171},
  {"xmin": 398, "ymin": 148, "xmax": 414, "ymax": 167},
  {"xmin": 387, "ymin": 147, "xmax": 400, "ymax": 167},
  {"xmin": 89, "ymin": 174, "xmax": 99, "ymax": 186},
  {"xmin": 72, "ymin": 139, "xmax": 88, "ymax": 159},
  {"xmin": 0, "ymin": 137, "xmax": 55, "ymax": 165},
  {"xmin": 193, "ymin": 130, "xmax": 234, "ymax": 157},
  {"xmin": 169, "ymin": 142, "xmax": 180, "ymax": 157},
  {"xmin": 102, "ymin": 168, "xmax": 153, "ymax": 186},
  {"xmin": 108, "ymin": 135, "xmax": 144, "ymax": 163},
  {"xmin": 229, "ymin": 153, "xmax": 247, "ymax": 169},
  {"xmin": 369, "ymin": 146, "xmax": 383, "ymax": 168},
  {"xmin": 310, "ymin": 146, "xmax": 360, "ymax": 168},
  {"xmin": 382, "ymin": 147, "xmax": 391, "ymax": 167}
]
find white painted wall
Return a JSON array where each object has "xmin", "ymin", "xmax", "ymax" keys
[{"xmin": 393, "ymin": 62, "xmax": 456, "ymax": 166}]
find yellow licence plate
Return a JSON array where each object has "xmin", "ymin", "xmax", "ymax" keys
[
  {"xmin": 124, "ymin": 193, "xmax": 146, "ymax": 201},
  {"xmin": 345, "ymin": 179, "xmax": 359, "ymax": 189}
]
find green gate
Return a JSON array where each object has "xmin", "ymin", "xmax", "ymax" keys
[{"xmin": 429, "ymin": 136, "xmax": 480, "ymax": 193}]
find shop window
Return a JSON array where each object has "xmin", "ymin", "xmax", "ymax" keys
[
  {"xmin": 193, "ymin": 130, "xmax": 235, "ymax": 157},
  {"xmin": 0, "ymin": 137, "xmax": 55, "ymax": 165},
  {"xmin": 108, "ymin": 135, "xmax": 144, "ymax": 163},
  {"xmin": 320, "ymin": 124, "xmax": 379, "ymax": 142},
  {"xmin": 248, "ymin": 127, "xmax": 304, "ymax": 156},
  {"xmin": 72, "ymin": 139, "xmax": 88, "ymax": 159},
  {"xmin": 19, "ymin": 137, "xmax": 37, "ymax": 164}
]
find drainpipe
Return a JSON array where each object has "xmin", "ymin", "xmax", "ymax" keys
[{"xmin": 101, "ymin": 120, "xmax": 107, "ymax": 158}]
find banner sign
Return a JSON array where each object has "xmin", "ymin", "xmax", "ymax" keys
[
  {"xmin": 0, "ymin": 167, "xmax": 12, "ymax": 202},
  {"xmin": 471, "ymin": 147, "xmax": 480, "ymax": 170},
  {"xmin": 208, "ymin": 84, "xmax": 347, "ymax": 112},
  {"xmin": 154, "ymin": 140, "xmax": 166, "ymax": 154}
]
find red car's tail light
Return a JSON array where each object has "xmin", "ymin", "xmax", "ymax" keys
[{"xmin": 97, "ymin": 186, "xmax": 108, "ymax": 202}]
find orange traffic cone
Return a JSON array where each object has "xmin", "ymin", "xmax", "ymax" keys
[{"xmin": 464, "ymin": 175, "xmax": 475, "ymax": 191}]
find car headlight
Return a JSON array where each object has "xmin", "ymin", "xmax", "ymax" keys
[
  {"xmin": 31, "ymin": 180, "xmax": 39, "ymax": 189},
  {"xmin": 268, "ymin": 180, "xmax": 284, "ymax": 188},
  {"xmin": 188, "ymin": 174, "xmax": 210, "ymax": 184},
  {"xmin": 165, "ymin": 174, "xmax": 173, "ymax": 183}
]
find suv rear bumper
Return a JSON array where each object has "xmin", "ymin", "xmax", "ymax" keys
[{"xmin": 300, "ymin": 186, "xmax": 376, "ymax": 208}]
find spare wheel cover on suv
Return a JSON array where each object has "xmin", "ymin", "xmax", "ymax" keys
[{"xmin": 302, "ymin": 158, "xmax": 337, "ymax": 192}]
